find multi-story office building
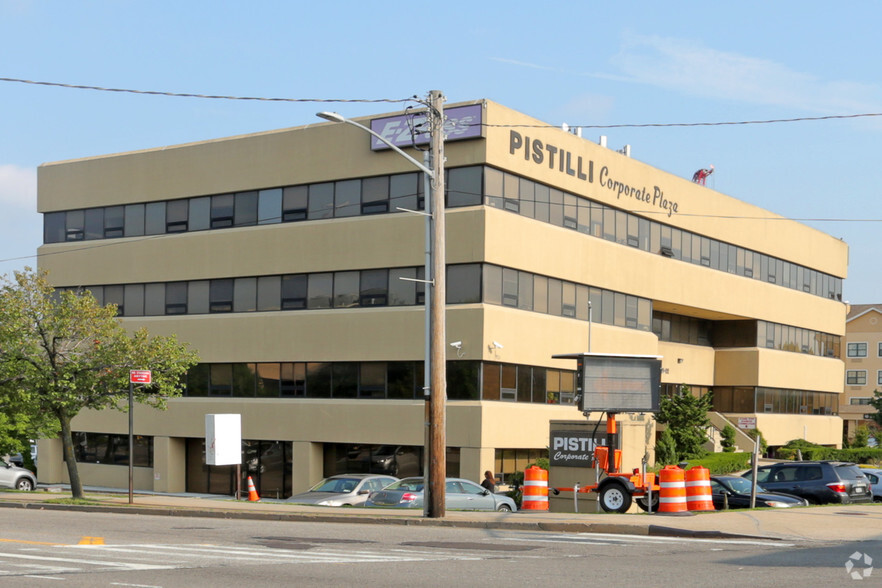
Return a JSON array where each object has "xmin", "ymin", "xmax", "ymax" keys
[
  {"xmin": 842, "ymin": 304, "xmax": 882, "ymax": 439},
  {"xmin": 36, "ymin": 99, "xmax": 847, "ymax": 497}
]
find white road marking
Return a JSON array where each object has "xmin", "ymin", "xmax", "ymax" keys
[{"xmin": 503, "ymin": 532, "xmax": 795, "ymax": 548}]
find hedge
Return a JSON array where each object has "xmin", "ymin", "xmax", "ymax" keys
[
  {"xmin": 776, "ymin": 446, "xmax": 882, "ymax": 464},
  {"xmin": 656, "ymin": 451, "xmax": 752, "ymax": 474}
]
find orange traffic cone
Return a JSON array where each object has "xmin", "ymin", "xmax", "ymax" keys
[{"xmin": 246, "ymin": 476, "xmax": 260, "ymax": 502}]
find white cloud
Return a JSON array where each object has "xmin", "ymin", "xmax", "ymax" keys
[
  {"xmin": 611, "ymin": 34, "xmax": 882, "ymax": 113},
  {"xmin": 0, "ymin": 164, "xmax": 37, "ymax": 210}
]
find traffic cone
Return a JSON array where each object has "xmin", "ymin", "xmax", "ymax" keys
[{"xmin": 246, "ymin": 476, "xmax": 260, "ymax": 502}]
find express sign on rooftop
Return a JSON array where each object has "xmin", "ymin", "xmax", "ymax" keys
[{"xmin": 369, "ymin": 104, "xmax": 483, "ymax": 150}]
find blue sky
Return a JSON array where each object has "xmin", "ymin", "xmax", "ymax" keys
[{"xmin": 1, "ymin": 1, "xmax": 880, "ymax": 302}]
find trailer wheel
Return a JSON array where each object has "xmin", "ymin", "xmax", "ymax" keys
[
  {"xmin": 635, "ymin": 493, "xmax": 659, "ymax": 512},
  {"xmin": 599, "ymin": 483, "xmax": 632, "ymax": 513}
]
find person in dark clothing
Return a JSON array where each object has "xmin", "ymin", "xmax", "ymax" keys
[{"xmin": 481, "ymin": 470, "xmax": 496, "ymax": 492}]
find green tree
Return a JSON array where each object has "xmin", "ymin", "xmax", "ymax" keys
[
  {"xmin": 868, "ymin": 389, "xmax": 882, "ymax": 428},
  {"xmin": 655, "ymin": 427, "xmax": 678, "ymax": 465},
  {"xmin": 0, "ymin": 269, "xmax": 198, "ymax": 499},
  {"xmin": 852, "ymin": 425, "xmax": 871, "ymax": 448},
  {"xmin": 745, "ymin": 428, "xmax": 768, "ymax": 455},
  {"xmin": 656, "ymin": 386, "xmax": 712, "ymax": 460},
  {"xmin": 720, "ymin": 424, "xmax": 737, "ymax": 453}
]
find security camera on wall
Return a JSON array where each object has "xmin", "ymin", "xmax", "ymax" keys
[{"xmin": 449, "ymin": 341, "xmax": 462, "ymax": 349}]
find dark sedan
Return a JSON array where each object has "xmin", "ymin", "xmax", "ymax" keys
[{"xmin": 711, "ymin": 475, "xmax": 808, "ymax": 509}]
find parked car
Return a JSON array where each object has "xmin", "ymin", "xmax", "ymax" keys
[
  {"xmin": 0, "ymin": 460, "xmax": 36, "ymax": 491},
  {"xmin": 741, "ymin": 461, "xmax": 872, "ymax": 505},
  {"xmin": 5, "ymin": 453, "xmax": 24, "ymax": 467},
  {"xmin": 857, "ymin": 467, "xmax": 882, "ymax": 502},
  {"xmin": 286, "ymin": 474, "xmax": 398, "ymax": 507},
  {"xmin": 365, "ymin": 477, "xmax": 517, "ymax": 512},
  {"xmin": 710, "ymin": 475, "xmax": 808, "ymax": 509}
]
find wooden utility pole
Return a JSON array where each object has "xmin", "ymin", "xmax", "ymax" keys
[{"xmin": 427, "ymin": 90, "xmax": 447, "ymax": 518}]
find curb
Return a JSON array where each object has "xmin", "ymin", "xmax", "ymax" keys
[{"xmin": 0, "ymin": 499, "xmax": 780, "ymax": 541}]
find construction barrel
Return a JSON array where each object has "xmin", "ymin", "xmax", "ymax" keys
[
  {"xmin": 685, "ymin": 466, "xmax": 715, "ymax": 511},
  {"xmin": 521, "ymin": 465, "xmax": 549, "ymax": 511},
  {"xmin": 657, "ymin": 465, "xmax": 687, "ymax": 513}
]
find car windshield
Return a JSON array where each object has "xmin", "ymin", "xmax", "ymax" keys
[
  {"xmin": 309, "ymin": 478, "xmax": 360, "ymax": 493},
  {"xmin": 724, "ymin": 477, "xmax": 756, "ymax": 494},
  {"xmin": 384, "ymin": 478, "xmax": 424, "ymax": 492}
]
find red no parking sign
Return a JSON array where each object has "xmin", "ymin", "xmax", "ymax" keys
[{"xmin": 129, "ymin": 370, "xmax": 152, "ymax": 384}]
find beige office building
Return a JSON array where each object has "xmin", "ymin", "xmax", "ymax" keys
[
  {"xmin": 842, "ymin": 304, "xmax": 882, "ymax": 439},
  {"xmin": 36, "ymin": 99, "xmax": 847, "ymax": 497}
]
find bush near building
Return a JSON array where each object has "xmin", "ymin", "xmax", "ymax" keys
[
  {"xmin": 673, "ymin": 452, "xmax": 751, "ymax": 475},
  {"xmin": 776, "ymin": 438, "xmax": 882, "ymax": 464}
]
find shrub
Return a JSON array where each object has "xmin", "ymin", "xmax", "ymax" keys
[
  {"xmin": 720, "ymin": 425, "xmax": 737, "ymax": 453},
  {"xmin": 683, "ymin": 452, "xmax": 752, "ymax": 474}
]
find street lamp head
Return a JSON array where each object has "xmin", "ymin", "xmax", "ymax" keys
[{"xmin": 316, "ymin": 111, "xmax": 346, "ymax": 123}]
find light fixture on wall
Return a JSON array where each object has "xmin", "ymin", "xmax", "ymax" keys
[{"xmin": 677, "ymin": 358, "xmax": 684, "ymax": 364}]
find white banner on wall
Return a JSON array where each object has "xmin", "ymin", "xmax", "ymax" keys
[{"xmin": 205, "ymin": 414, "xmax": 242, "ymax": 466}]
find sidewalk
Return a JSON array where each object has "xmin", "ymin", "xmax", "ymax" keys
[{"xmin": 2, "ymin": 487, "xmax": 880, "ymax": 543}]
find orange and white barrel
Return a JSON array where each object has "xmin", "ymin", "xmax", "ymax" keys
[
  {"xmin": 522, "ymin": 465, "xmax": 549, "ymax": 511},
  {"xmin": 685, "ymin": 466, "xmax": 715, "ymax": 511},
  {"xmin": 657, "ymin": 465, "xmax": 687, "ymax": 513}
]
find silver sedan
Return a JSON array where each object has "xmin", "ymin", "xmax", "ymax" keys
[
  {"xmin": 365, "ymin": 477, "xmax": 517, "ymax": 511},
  {"xmin": 286, "ymin": 474, "xmax": 398, "ymax": 507},
  {"xmin": 0, "ymin": 460, "xmax": 36, "ymax": 491}
]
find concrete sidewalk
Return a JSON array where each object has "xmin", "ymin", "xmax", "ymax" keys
[{"xmin": 1, "ymin": 488, "xmax": 880, "ymax": 543}]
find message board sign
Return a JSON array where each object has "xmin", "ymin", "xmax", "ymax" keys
[{"xmin": 553, "ymin": 353, "xmax": 661, "ymax": 413}]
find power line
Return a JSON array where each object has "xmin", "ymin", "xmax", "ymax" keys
[
  {"xmin": 479, "ymin": 112, "xmax": 882, "ymax": 129},
  {"xmin": 3, "ymin": 76, "xmax": 882, "ymax": 129},
  {"xmin": 0, "ymin": 76, "xmax": 412, "ymax": 105}
]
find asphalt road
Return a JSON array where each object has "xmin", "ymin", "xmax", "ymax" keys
[{"xmin": 0, "ymin": 508, "xmax": 878, "ymax": 587}]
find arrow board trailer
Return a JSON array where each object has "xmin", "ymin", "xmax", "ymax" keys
[{"xmin": 551, "ymin": 353, "xmax": 663, "ymax": 513}]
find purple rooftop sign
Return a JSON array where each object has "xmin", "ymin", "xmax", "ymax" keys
[{"xmin": 369, "ymin": 103, "xmax": 483, "ymax": 151}]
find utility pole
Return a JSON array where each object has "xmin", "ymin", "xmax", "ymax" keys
[{"xmin": 427, "ymin": 90, "xmax": 447, "ymax": 518}]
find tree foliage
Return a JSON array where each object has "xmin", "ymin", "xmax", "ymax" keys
[
  {"xmin": 720, "ymin": 424, "xmax": 737, "ymax": 453},
  {"xmin": 654, "ymin": 427, "xmax": 678, "ymax": 465},
  {"xmin": 868, "ymin": 389, "xmax": 882, "ymax": 428},
  {"xmin": 655, "ymin": 386, "xmax": 713, "ymax": 460},
  {"xmin": 0, "ymin": 269, "xmax": 199, "ymax": 498}
]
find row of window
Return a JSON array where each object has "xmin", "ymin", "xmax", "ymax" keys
[
  {"xmin": 185, "ymin": 439, "xmax": 292, "ymax": 498},
  {"xmin": 184, "ymin": 360, "xmax": 577, "ymax": 404},
  {"xmin": 846, "ymin": 342, "xmax": 882, "ymax": 358},
  {"xmin": 60, "ymin": 263, "xmax": 653, "ymax": 333},
  {"xmin": 712, "ymin": 386, "xmax": 839, "ymax": 415},
  {"xmin": 653, "ymin": 313, "xmax": 841, "ymax": 358},
  {"xmin": 485, "ymin": 167, "xmax": 842, "ymax": 300},
  {"xmin": 43, "ymin": 165, "xmax": 842, "ymax": 301},
  {"xmin": 846, "ymin": 370, "xmax": 882, "ymax": 386},
  {"xmin": 72, "ymin": 432, "xmax": 153, "ymax": 467}
]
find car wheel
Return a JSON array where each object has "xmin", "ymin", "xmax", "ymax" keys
[
  {"xmin": 15, "ymin": 478, "xmax": 34, "ymax": 491},
  {"xmin": 496, "ymin": 503, "xmax": 512, "ymax": 512},
  {"xmin": 599, "ymin": 483, "xmax": 632, "ymax": 513}
]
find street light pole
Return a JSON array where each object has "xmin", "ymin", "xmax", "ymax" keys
[
  {"xmin": 317, "ymin": 90, "xmax": 447, "ymax": 517},
  {"xmin": 426, "ymin": 90, "xmax": 446, "ymax": 518}
]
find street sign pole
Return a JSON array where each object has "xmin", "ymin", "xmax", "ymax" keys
[
  {"xmin": 128, "ymin": 379, "xmax": 133, "ymax": 504},
  {"xmin": 128, "ymin": 370, "xmax": 152, "ymax": 505}
]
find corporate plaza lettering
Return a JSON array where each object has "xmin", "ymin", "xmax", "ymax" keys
[
  {"xmin": 549, "ymin": 431, "xmax": 606, "ymax": 467},
  {"xmin": 509, "ymin": 130, "xmax": 680, "ymax": 217}
]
